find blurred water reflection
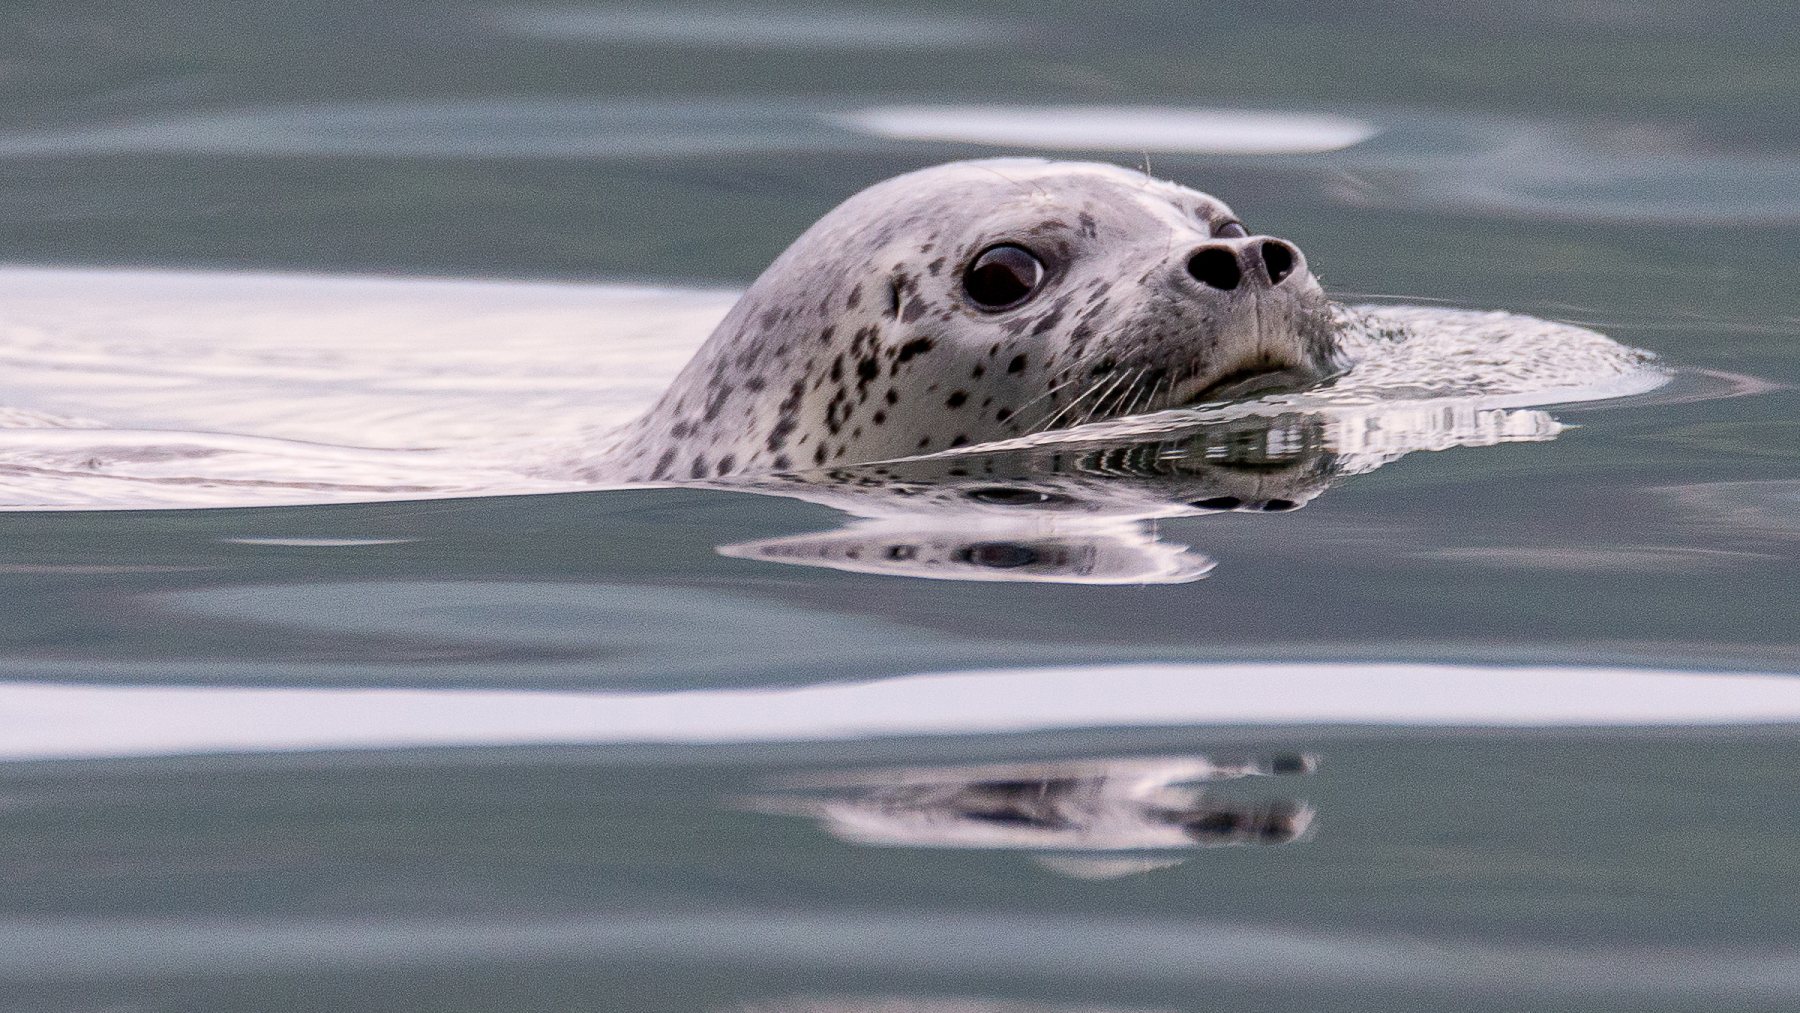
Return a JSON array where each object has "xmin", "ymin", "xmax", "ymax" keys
[{"xmin": 752, "ymin": 754, "xmax": 1315, "ymax": 877}]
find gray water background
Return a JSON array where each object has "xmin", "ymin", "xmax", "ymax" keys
[{"xmin": 1, "ymin": 1, "xmax": 1798, "ymax": 1010}]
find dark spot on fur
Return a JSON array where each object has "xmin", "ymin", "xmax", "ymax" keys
[
  {"xmin": 745, "ymin": 376, "xmax": 766, "ymax": 392},
  {"xmin": 829, "ymin": 356, "xmax": 843, "ymax": 382},
  {"xmin": 772, "ymin": 454, "xmax": 792, "ymax": 471},
  {"xmin": 885, "ymin": 388, "xmax": 899, "ymax": 405},
  {"xmin": 996, "ymin": 407, "xmax": 1013, "ymax": 421},
  {"xmin": 766, "ymin": 417, "xmax": 795, "ymax": 452},
  {"xmin": 949, "ymin": 433, "xmax": 970, "ymax": 447},
  {"xmin": 917, "ymin": 436, "xmax": 932, "ymax": 449},
  {"xmin": 650, "ymin": 449, "xmax": 676, "ymax": 480},
  {"xmin": 873, "ymin": 410, "xmax": 887, "ymax": 424},
  {"xmin": 1007, "ymin": 354, "xmax": 1028, "ymax": 373},
  {"xmin": 971, "ymin": 363, "xmax": 985, "ymax": 379},
  {"xmin": 946, "ymin": 390, "xmax": 968, "ymax": 408},
  {"xmin": 814, "ymin": 445, "xmax": 828, "ymax": 465},
  {"xmin": 714, "ymin": 455, "xmax": 735, "ymax": 476},
  {"xmin": 846, "ymin": 287, "xmax": 862, "ymax": 309},
  {"xmin": 926, "ymin": 256, "xmax": 945, "ymax": 275},
  {"xmin": 689, "ymin": 456, "xmax": 708, "ymax": 479},
  {"xmin": 1029, "ymin": 305, "xmax": 1066, "ymax": 336},
  {"xmin": 857, "ymin": 357, "xmax": 879, "ymax": 383},
  {"xmin": 896, "ymin": 337, "xmax": 935, "ymax": 362}
]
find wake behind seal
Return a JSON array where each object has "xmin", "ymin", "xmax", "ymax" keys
[{"xmin": 592, "ymin": 158, "xmax": 1345, "ymax": 481}]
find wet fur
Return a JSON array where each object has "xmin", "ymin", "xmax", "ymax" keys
[{"xmin": 596, "ymin": 159, "xmax": 1340, "ymax": 480}]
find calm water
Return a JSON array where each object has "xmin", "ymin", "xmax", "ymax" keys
[{"xmin": 2, "ymin": 1, "xmax": 1799, "ymax": 1010}]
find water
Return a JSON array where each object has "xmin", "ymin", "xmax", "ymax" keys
[{"xmin": 2, "ymin": 1, "xmax": 1799, "ymax": 1010}]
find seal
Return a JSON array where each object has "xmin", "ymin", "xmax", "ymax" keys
[{"xmin": 595, "ymin": 158, "xmax": 1343, "ymax": 481}]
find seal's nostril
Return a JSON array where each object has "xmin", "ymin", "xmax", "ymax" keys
[
  {"xmin": 1261, "ymin": 240, "xmax": 1296, "ymax": 285},
  {"xmin": 1187, "ymin": 247, "xmax": 1241, "ymax": 290}
]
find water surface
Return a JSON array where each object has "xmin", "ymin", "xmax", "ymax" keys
[{"xmin": 1, "ymin": 0, "xmax": 1797, "ymax": 1010}]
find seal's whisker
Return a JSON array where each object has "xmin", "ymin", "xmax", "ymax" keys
[
  {"xmin": 1092, "ymin": 368, "xmax": 1137, "ymax": 423},
  {"xmin": 1031, "ymin": 352, "xmax": 1122, "ymax": 431},
  {"xmin": 1116, "ymin": 367, "xmax": 1152, "ymax": 418},
  {"xmin": 1009, "ymin": 372, "xmax": 1086, "ymax": 422},
  {"xmin": 1037, "ymin": 373, "xmax": 1113, "ymax": 432},
  {"xmin": 1078, "ymin": 368, "xmax": 1140, "ymax": 428},
  {"xmin": 1035, "ymin": 386, "xmax": 1094, "ymax": 432},
  {"xmin": 1120, "ymin": 369, "xmax": 1154, "ymax": 418},
  {"xmin": 1128, "ymin": 372, "xmax": 1166, "ymax": 418},
  {"xmin": 1030, "ymin": 345, "xmax": 1132, "ymax": 428}
]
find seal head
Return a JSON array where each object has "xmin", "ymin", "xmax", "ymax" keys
[{"xmin": 602, "ymin": 158, "xmax": 1341, "ymax": 480}]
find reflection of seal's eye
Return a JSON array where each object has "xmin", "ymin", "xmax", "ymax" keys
[
  {"xmin": 966, "ymin": 486, "xmax": 1067, "ymax": 506},
  {"xmin": 958, "ymin": 542, "xmax": 1039, "ymax": 568},
  {"xmin": 963, "ymin": 244, "xmax": 1044, "ymax": 311},
  {"xmin": 1213, "ymin": 220, "xmax": 1249, "ymax": 239}
]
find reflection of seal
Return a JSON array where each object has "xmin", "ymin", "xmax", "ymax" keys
[
  {"xmin": 717, "ymin": 413, "xmax": 1341, "ymax": 584},
  {"xmin": 750, "ymin": 753, "xmax": 1316, "ymax": 879},
  {"xmin": 596, "ymin": 158, "xmax": 1341, "ymax": 480}
]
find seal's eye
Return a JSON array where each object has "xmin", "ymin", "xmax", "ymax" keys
[
  {"xmin": 1214, "ymin": 220, "xmax": 1249, "ymax": 239},
  {"xmin": 963, "ymin": 244, "xmax": 1044, "ymax": 311}
]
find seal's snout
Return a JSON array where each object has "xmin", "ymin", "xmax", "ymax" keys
[{"xmin": 1185, "ymin": 236, "xmax": 1306, "ymax": 291}]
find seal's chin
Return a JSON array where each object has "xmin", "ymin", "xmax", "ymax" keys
[{"xmin": 1174, "ymin": 361, "xmax": 1323, "ymax": 408}]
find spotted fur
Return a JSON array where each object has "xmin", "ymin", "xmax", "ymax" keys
[{"xmin": 597, "ymin": 158, "xmax": 1341, "ymax": 480}]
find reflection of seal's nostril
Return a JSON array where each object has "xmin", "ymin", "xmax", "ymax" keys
[
  {"xmin": 1185, "ymin": 810, "xmax": 1244, "ymax": 837},
  {"xmin": 1187, "ymin": 247, "xmax": 1241, "ymax": 290},
  {"xmin": 1260, "ymin": 498, "xmax": 1299, "ymax": 511},
  {"xmin": 1261, "ymin": 240, "xmax": 1296, "ymax": 285},
  {"xmin": 1191, "ymin": 496, "xmax": 1243, "ymax": 510}
]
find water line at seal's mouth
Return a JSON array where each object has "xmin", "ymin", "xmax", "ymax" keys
[
  {"xmin": 1187, "ymin": 365, "xmax": 1318, "ymax": 405},
  {"xmin": 1171, "ymin": 357, "xmax": 1319, "ymax": 408}
]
